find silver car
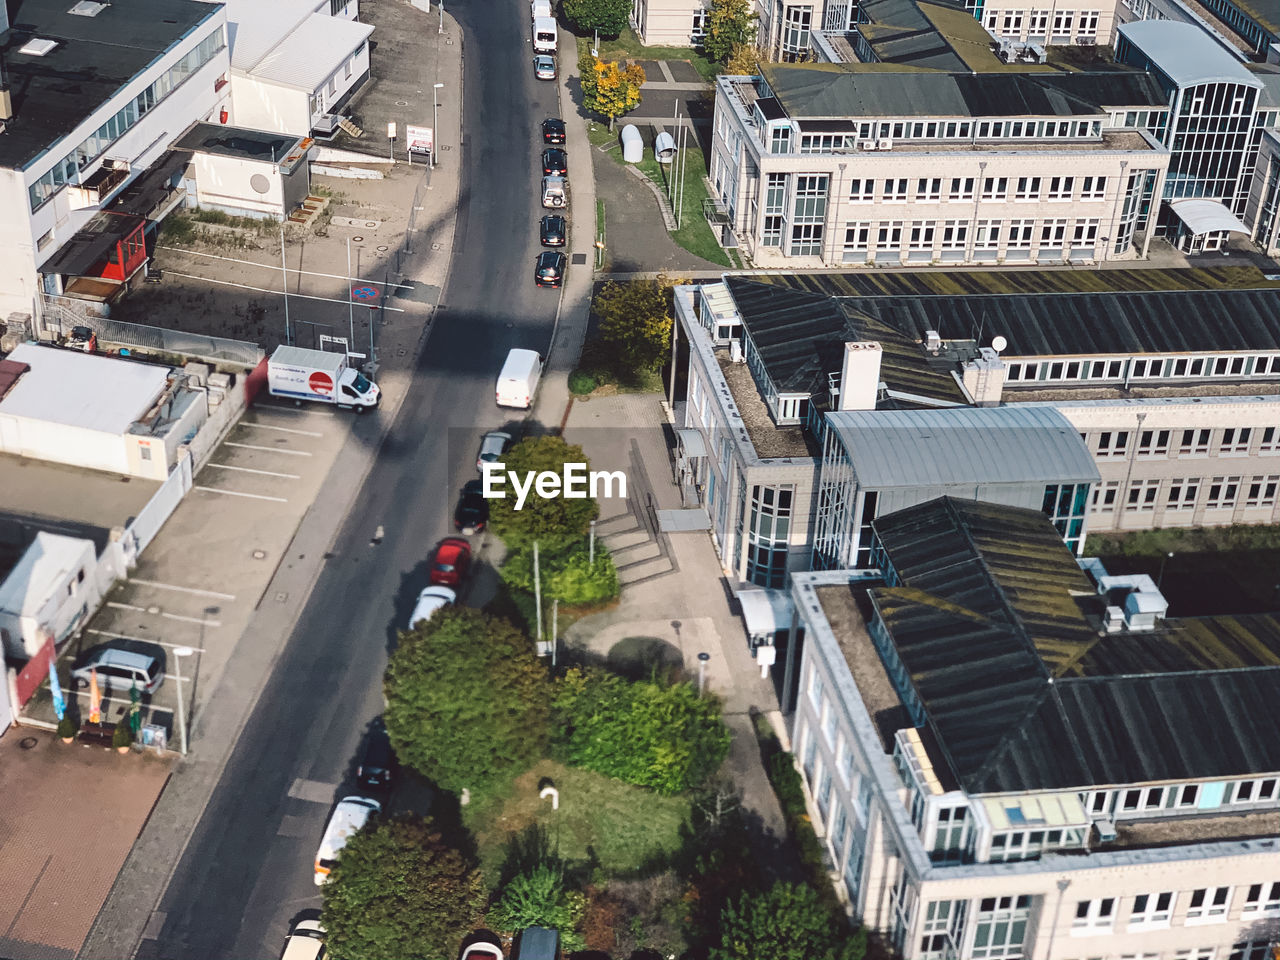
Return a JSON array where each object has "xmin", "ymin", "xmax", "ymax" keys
[{"xmin": 476, "ymin": 430, "xmax": 512, "ymax": 471}]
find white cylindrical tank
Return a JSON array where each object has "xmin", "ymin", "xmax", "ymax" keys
[
  {"xmin": 654, "ymin": 131, "xmax": 676, "ymax": 163},
  {"xmin": 620, "ymin": 124, "xmax": 643, "ymax": 164}
]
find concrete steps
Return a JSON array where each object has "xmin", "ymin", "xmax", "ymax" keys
[
  {"xmin": 337, "ymin": 116, "xmax": 364, "ymax": 139},
  {"xmin": 617, "ymin": 554, "xmax": 675, "ymax": 585},
  {"xmin": 288, "ymin": 195, "xmax": 331, "ymax": 226}
]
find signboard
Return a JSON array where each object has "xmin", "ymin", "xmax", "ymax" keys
[
  {"xmin": 406, "ymin": 124, "xmax": 433, "ymax": 157},
  {"xmin": 308, "ymin": 370, "xmax": 335, "ymax": 396}
]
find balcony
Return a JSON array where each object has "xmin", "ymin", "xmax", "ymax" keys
[{"xmin": 67, "ymin": 162, "xmax": 129, "ymax": 210}]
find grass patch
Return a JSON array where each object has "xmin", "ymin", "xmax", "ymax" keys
[
  {"xmin": 640, "ymin": 148, "xmax": 733, "ymax": 267},
  {"xmin": 463, "ymin": 759, "xmax": 691, "ymax": 884},
  {"xmin": 576, "ymin": 29, "xmax": 719, "ymax": 81},
  {"xmin": 586, "ymin": 121, "xmax": 619, "ymax": 149},
  {"xmin": 1085, "ymin": 525, "xmax": 1280, "ymax": 616}
]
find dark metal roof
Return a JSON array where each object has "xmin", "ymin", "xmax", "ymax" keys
[
  {"xmin": 0, "ymin": 0, "xmax": 220, "ymax": 170},
  {"xmin": 761, "ymin": 64, "xmax": 1167, "ymax": 118},
  {"xmin": 724, "ymin": 276, "xmax": 967, "ymax": 404},
  {"xmin": 109, "ymin": 149, "xmax": 191, "ymax": 218},
  {"xmin": 869, "ymin": 497, "xmax": 1280, "ymax": 793},
  {"xmin": 42, "ymin": 211, "xmax": 144, "ymax": 276},
  {"xmin": 173, "ymin": 123, "xmax": 305, "ymax": 164}
]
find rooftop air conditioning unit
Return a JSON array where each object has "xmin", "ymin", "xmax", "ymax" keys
[
  {"xmin": 924, "ymin": 329, "xmax": 942, "ymax": 353},
  {"xmin": 729, "ymin": 340, "xmax": 745, "ymax": 363},
  {"xmin": 861, "ymin": 140, "xmax": 878, "ymax": 151},
  {"xmin": 1092, "ymin": 818, "xmax": 1118, "ymax": 843},
  {"xmin": 878, "ymin": 138, "xmax": 893, "ymax": 150}
]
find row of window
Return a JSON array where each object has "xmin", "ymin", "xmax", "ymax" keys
[
  {"xmin": 1073, "ymin": 882, "xmax": 1280, "ymax": 936},
  {"xmin": 1090, "ymin": 426, "xmax": 1280, "ymax": 459},
  {"xmin": 1094, "ymin": 474, "xmax": 1280, "ymax": 513},
  {"xmin": 840, "ymin": 217, "xmax": 1102, "ymax": 255},
  {"xmin": 1084, "ymin": 778, "xmax": 1279, "ymax": 814},
  {"xmin": 847, "ymin": 175, "xmax": 1109, "ymax": 203},
  {"xmin": 782, "ymin": 117, "xmax": 1108, "ymax": 153},
  {"xmin": 28, "ymin": 28, "xmax": 224, "ymax": 211},
  {"xmin": 1068, "ymin": 939, "xmax": 1274, "ymax": 960},
  {"xmin": 1008, "ymin": 355, "xmax": 1280, "ymax": 384},
  {"xmin": 983, "ymin": 7, "xmax": 1101, "ymax": 38}
]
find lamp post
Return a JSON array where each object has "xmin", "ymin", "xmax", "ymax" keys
[
  {"xmin": 697, "ymin": 652, "xmax": 711, "ymax": 696},
  {"xmin": 172, "ymin": 645, "xmax": 195, "ymax": 755},
  {"xmin": 1157, "ymin": 551, "xmax": 1174, "ymax": 590},
  {"xmin": 432, "ymin": 83, "xmax": 444, "ymax": 170},
  {"xmin": 439, "ymin": 0, "xmax": 444, "ymax": 33}
]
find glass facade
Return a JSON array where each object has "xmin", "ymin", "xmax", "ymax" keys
[
  {"xmin": 1042, "ymin": 482, "xmax": 1088, "ymax": 553},
  {"xmin": 745, "ymin": 484, "xmax": 793, "ymax": 587}
]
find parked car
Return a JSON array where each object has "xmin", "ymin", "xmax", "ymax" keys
[
  {"xmin": 541, "ymin": 148, "xmax": 567, "ymax": 176},
  {"xmin": 356, "ymin": 718, "xmax": 395, "ymax": 791},
  {"xmin": 476, "ymin": 430, "xmax": 512, "ymax": 471},
  {"xmin": 533, "ymin": 54, "xmax": 556, "ymax": 80},
  {"xmin": 541, "ymin": 117, "xmax": 566, "ymax": 145},
  {"xmin": 315, "ymin": 796, "xmax": 380, "ymax": 885},
  {"xmin": 407, "ymin": 584, "xmax": 456, "ymax": 629},
  {"xmin": 71, "ymin": 640, "xmax": 166, "ymax": 695},
  {"xmin": 534, "ymin": 251, "xmax": 566, "ymax": 288},
  {"xmin": 66, "ymin": 325, "xmax": 97, "ymax": 352},
  {"xmin": 281, "ymin": 919, "xmax": 326, "ymax": 960},
  {"xmin": 512, "ymin": 926, "xmax": 560, "ymax": 960},
  {"xmin": 454, "ymin": 480, "xmax": 490, "ymax": 534},
  {"xmin": 430, "ymin": 538, "xmax": 472, "ymax": 587},
  {"xmin": 539, "ymin": 215, "xmax": 566, "ymax": 247},
  {"xmin": 460, "ymin": 934, "xmax": 506, "ymax": 960}
]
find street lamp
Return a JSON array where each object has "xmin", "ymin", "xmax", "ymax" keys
[
  {"xmin": 1157, "ymin": 551, "xmax": 1174, "ymax": 591},
  {"xmin": 438, "ymin": 0, "xmax": 444, "ymax": 33},
  {"xmin": 172, "ymin": 645, "xmax": 195, "ymax": 755},
  {"xmin": 432, "ymin": 83, "xmax": 444, "ymax": 170},
  {"xmin": 697, "ymin": 652, "xmax": 711, "ymax": 696}
]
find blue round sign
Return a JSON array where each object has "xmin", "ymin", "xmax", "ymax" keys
[{"xmin": 351, "ymin": 285, "xmax": 379, "ymax": 301}]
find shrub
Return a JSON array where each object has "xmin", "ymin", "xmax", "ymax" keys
[
  {"xmin": 550, "ymin": 549, "xmax": 619, "ymax": 606},
  {"xmin": 491, "ymin": 863, "xmax": 585, "ymax": 951},
  {"xmin": 711, "ymin": 882, "xmax": 867, "ymax": 960},
  {"xmin": 112, "ymin": 722, "xmax": 133, "ymax": 749},
  {"xmin": 57, "ymin": 713, "xmax": 76, "ymax": 739},
  {"xmin": 568, "ymin": 369, "xmax": 598, "ymax": 395}
]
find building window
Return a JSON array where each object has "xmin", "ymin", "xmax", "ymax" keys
[
  {"xmin": 1015, "ymin": 177, "xmax": 1041, "ymax": 200},
  {"xmin": 1220, "ymin": 427, "xmax": 1252, "ymax": 453},
  {"xmin": 746, "ymin": 485, "xmax": 793, "ymax": 588},
  {"xmin": 947, "ymin": 177, "xmax": 974, "ymax": 200},
  {"xmin": 1048, "ymin": 176, "xmax": 1075, "ymax": 200},
  {"xmin": 1097, "ymin": 431, "xmax": 1129, "ymax": 458},
  {"xmin": 972, "ymin": 896, "xmax": 1031, "ymax": 958},
  {"xmin": 1262, "ymin": 427, "xmax": 1280, "ymax": 452},
  {"xmin": 982, "ymin": 177, "xmax": 1008, "ymax": 199},
  {"xmin": 876, "ymin": 221, "xmax": 903, "ymax": 250},
  {"xmin": 849, "ymin": 178, "xmax": 874, "ymax": 201},
  {"xmin": 807, "ymin": 663, "xmax": 823, "ymax": 709},
  {"xmin": 788, "ymin": 175, "xmax": 827, "ymax": 256},
  {"xmin": 1242, "ymin": 882, "xmax": 1280, "ymax": 917},
  {"xmin": 916, "ymin": 177, "xmax": 941, "ymax": 200},
  {"xmin": 1092, "ymin": 480, "xmax": 1119, "ymax": 512},
  {"xmin": 1043, "ymin": 483, "xmax": 1087, "ymax": 552},
  {"xmin": 941, "ymin": 220, "xmax": 968, "ymax": 250},
  {"xmin": 920, "ymin": 900, "xmax": 964, "ymax": 959},
  {"xmin": 1231, "ymin": 942, "xmax": 1272, "ymax": 960},
  {"xmin": 1039, "ymin": 218, "xmax": 1067, "ymax": 248},
  {"xmin": 1245, "ymin": 476, "xmax": 1279, "ymax": 508},
  {"xmin": 1077, "ymin": 10, "xmax": 1099, "ymax": 38},
  {"xmin": 843, "ymin": 222, "xmax": 870, "ymax": 260},
  {"xmin": 1071, "ymin": 218, "xmax": 1099, "ymax": 247},
  {"xmin": 883, "ymin": 178, "xmax": 908, "ymax": 201},
  {"xmin": 780, "ymin": 4, "xmax": 813, "ymax": 60},
  {"xmin": 1137, "ymin": 429, "xmax": 1170, "ymax": 456},
  {"xmin": 908, "ymin": 221, "xmax": 936, "ymax": 251},
  {"xmin": 931, "ymin": 806, "xmax": 968, "ymax": 863},
  {"xmin": 1072, "ymin": 897, "xmax": 1116, "ymax": 934},
  {"xmin": 1205, "ymin": 476, "xmax": 1241, "ymax": 510},
  {"xmin": 1081, "ymin": 175, "xmax": 1106, "ymax": 198},
  {"xmin": 1128, "ymin": 891, "xmax": 1174, "ymax": 929},
  {"xmin": 691, "ymin": 7, "xmax": 709, "ymax": 38},
  {"xmin": 1166, "ymin": 478, "xmax": 1200, "ymax": 509},
  {"xmin": 1125, "ymin": 480, "xmax": 1160, "ymax": 511},
  {"xmin": 1179, "ymin": 429, "xmax": 1212, "ymax": 455},
  {"xmin": 1186, "ymin": 886, "xmax": 1231, "ymax": 922},
  {"xmin": 974, "ymin": 220, "xmax": 1001, "ymax": 250}
]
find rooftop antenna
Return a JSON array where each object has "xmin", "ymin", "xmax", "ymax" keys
[{"xmin": 973, "ymin": 307, "xmax": 988, "ymax": 346}]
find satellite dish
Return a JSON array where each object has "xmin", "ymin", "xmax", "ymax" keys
[
  {"xmin": 991, "ymin": 335, "xmax": 1008, "ymax": 353},
  {"xmin": 249, "ymin": 173, "xmax": 270, "ymax": 195}
]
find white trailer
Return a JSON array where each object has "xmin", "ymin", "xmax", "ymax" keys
[{"xmin": 266, "ymin": 346, "xmax": 380, "ymax": 411}]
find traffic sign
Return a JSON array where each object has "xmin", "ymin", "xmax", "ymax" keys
[{"xmin": 309, "ymin": 371, "xmax": 334, "ymax": 396}]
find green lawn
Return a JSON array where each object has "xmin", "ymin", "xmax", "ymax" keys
[
  {"xmin": 634, "ymin": 148, "xmax": 735, "ymax": 268},
  {"xmin": 463, "ymin": 759, "xmax": 691, "ymax": 883},
  {"xmin": 575, "ymin": 29, "xmax": 720, "ymax": 81}
]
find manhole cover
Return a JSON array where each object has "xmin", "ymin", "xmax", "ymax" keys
[
  {"xmin": 252, "ymin": 549, "xmax": 267, "ymax": 560},
  {"xmin": 377, "ymin": 245, "xmax": 389, "ymax": 252},
  {"xmin": 19, "ymin": 736, "xmax": 37, "ymax": 750},
  {"xmin": 366, "ymin": 221, "xmax": 378, "ymax": 228},
  {"xmin": 146, "ymin": 604, "xmax": 161, "ymax": 615},
  {"xmin": 431, "ymin": 243, "xmax": 442, "ymax": 250},
  {"xmin": 352, "ymin": 235, "xmax": 364, "ymax": 242},
  {"xmin": 275, "ymin": 592, "xmax": 289, "ymax": 603},
  {"xmin": 395, "ymin": 99, "xmax": 409, "ymax": 106},
  {"xmin": 572, "ymin": 253, "xmax": 588, "ymax": 264}
]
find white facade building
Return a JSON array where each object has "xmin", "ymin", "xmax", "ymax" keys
[
  {"xmin": 0, "ymin": 0, "xmax": 229, "ymax": 320},
  {"xmin": 0, "ymin": 532, "xmax": 107, "ymax": 661}
]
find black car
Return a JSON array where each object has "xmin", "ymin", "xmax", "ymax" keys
[
  {"xmin": 357, "ymin": 717, "xmax": 395, "ymax": 791},
  {"xmin": 541, "ymin": 117, "xmax": 566, "ymax": 145},
  {"xmin": 541, "ymin": 148, "xmax": 567, "ymax": 177},
  {"xmin": 535, "ymin": 250, "xmax": 566, "ymax": 288},
  {"xmin": 539, "ymin": 215, "xmax": 567, "ymax": 247},
  {"xmin": 454, "ymin": 479, "xmax": 490, "ymax": 533}
]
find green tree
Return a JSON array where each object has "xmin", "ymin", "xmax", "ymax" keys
[
  {"xmin": 491, "ymin": 863, "xmax": 587, "ymax": 950},
  {"xmin": 711, "ymin": 882, "xmax": 868, "ymax": 960},
  {"xmin": 552, "ymin": 668, "xmax": 731, "ymax": 795},
  {"xmin": 703, "ymin": 0, "xmax": 758, "ymax": 63},
  {"xmin": 321, "ymin": 815, "xmax": 486, "ymax": 960},
  {"xmin": 593, "ymin": 275, "xmax": 674, "ymax": 375},
  {"xmin": 724, "ymin": 40, "xmax": 761, "ymax": 75},
  {"xmin": 385, "ymin": 608, "xmax": 549, "ymax": 792},
  {"xmin": 563, "ymin": 0, "xmax": 631, "ymax": 36},
  {"xmin": 578, "ymin": 48, "xmax": 599, "ymax": 106},
  {"xmin": 585, "ymin": 59, "xmax": 646, "ymax": 129},
  {"xmin": 487, "ymin": 435, "xmax": 600, "ymax": 552},
  {"xmin": 501, "ymin": 544, "xmax": 619, "ymax": 608}
]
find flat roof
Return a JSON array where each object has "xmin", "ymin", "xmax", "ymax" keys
[
  {"xmin": 0, "ymin": 344, "xmax": 170, "ymax": 435},
  {"xmin": 221, "ymin": 0, "xmax": 315, "ymax": 71},
  {"xmin": 173, "ymin": 123, "xmax": 307, "ymax": 164},
  {"xmin": 0, "ymin": 531, "xmax": 91, "ymax": 616},
  {"xmin": 760, "ymin": 64, "xmax": 1166, "ymax": 119},
  {"xmin": 1118, "ymin": 20, "xmax": 1261, "ymax": 89},
  {"xmin": 826, "ymin": 405, "xmax": 1099, "ymax": 489},
  {"xmin": 0, "ymin": 0, "xmax": 221, "ymax": 170},
  {"xmin": 717, "ymin": 354, "xmax": 818, "ymax": 459},
  {"xmin": 249, "ymin": 13, "xmax": 372, "ymax": 90}
]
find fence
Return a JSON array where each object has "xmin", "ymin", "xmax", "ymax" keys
[
  {"xmin": 39, "ymin": 295, "xmax": 265, "ymax": 369},
  {"xmin": 126, "ymin": 448, "xmax": 193, "ymax": 556}
]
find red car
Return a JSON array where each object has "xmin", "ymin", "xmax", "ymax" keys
[{"xmin": 430, "ymin": 538, "xmax": 472, "ymax": 587}]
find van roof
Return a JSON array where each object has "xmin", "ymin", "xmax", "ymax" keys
[
  {"xmin": 318, "ymin": 796, "xmax": 380, "ymax": 860},
  {"xmin": 533, "ymin": 15, "xmax": 556, "ymax": 28}
]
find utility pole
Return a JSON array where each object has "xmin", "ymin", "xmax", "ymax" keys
[
  {"xmin": 533, "ymin": 541, "xmax": 543, "ymax": 644},
  {"xmin": 280, "ymin": 227, "xmax": 291, "ymax": 345}
]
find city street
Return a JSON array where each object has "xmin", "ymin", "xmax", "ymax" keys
[{"xmin": 133, "ymin": 1, "xmax": 564, "ymax": 955}]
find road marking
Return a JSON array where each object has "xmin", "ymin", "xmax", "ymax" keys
[
  {"xmin": 195, "ymin": 485, "xmax": 289, "ymax": 503},
  {"xmin": 255, "ymin": 404, "xmax": 336, "ymax": 418},
  {"xmin": 288, "ymin": 778, "xmax": 337, "ymax": 804},
  {"xmin": 106, "ymin": 601, "xmax": 222, "ymax": 627},
  {"xmin": 129, "ymin": 578, "xmax": 236, "ymax": 601},
  {"xmin": 163, "ymin": 271, "xmax": 407, "ymax": 311},
  {"xmin": 207, "ymin": 462, "xmax": 302, "ymax": 479},
  {"xmin": 86, "ymin": 630, "xmax": 208, "ymax": 653},
  {"xmin": 237, "ymin": 421, "xmax": 324, "ymax": 438},
  {"xmin": 155, "ymin": 246, "xmax": 414, "ymax": 290},
  {"xmin": 277, "ymin": 814, "xmax": 314, "ymax": 838},
  {"xmin": 222, "ymin": 442, "xmax": 313, "ymax": 457}
]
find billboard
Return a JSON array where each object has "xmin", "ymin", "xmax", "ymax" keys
[{"xmin": 406, "ymin": 125, "xmax": 433, "ymax": 157}]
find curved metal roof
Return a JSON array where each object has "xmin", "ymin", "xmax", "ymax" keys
[
  {"xmin": 1170, "ymin": 198, "xmax": 1251, "ymax": 236},
  {"xmin": 1118, "ymin": 20, "xmax": 1259, "ymax": 89}
]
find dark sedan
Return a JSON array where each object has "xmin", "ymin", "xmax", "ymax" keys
[
  {"xmin": 541, "ymin": 117, "xmax": 566, "ymax": 144},
  {"xmin": 539, "ymin": 215, "xmax": 567, "ymax": 247},
  {"xmin": 535, "ymin": 251, "xmax": 566, "ymax": 288},
  {"xmin": 541, "ymin": 148, "xmax": 567, "ymax": 176},
  {"xmin": 454, "ymin": 479, "xmax": 490, "ymax": 533}
]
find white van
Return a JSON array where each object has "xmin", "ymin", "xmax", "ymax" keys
[
  {"xmin": 532, "ymin": 16, "xmax": 557, "ymax": 53},
  {"xmin": 530, "ymin": 0, "xmax": 552, "ymax": 20},
  {"xmin": 496, "ymin": 349, "xmax": 544, "ymax": 409},
  {"xmin": 314, "ymin": 796, "xmax": 380, "ymax": 885}
]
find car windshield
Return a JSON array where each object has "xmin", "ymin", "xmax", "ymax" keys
[
  {"xmin": 351, "ymin": 372, "xmax": 372, "ymax": 393},
  {"xmin": 435, "ymin": 562, "xmax": 455, "ymax": 572}
]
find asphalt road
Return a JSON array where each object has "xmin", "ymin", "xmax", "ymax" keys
[{"xmin": 137, "ymin": 4, "xmax": 563, "ymax": 957}]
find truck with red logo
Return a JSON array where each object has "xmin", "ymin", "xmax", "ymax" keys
[{"xmin": 266, "ymin": 345, "xmax": 380, "ymax": 411}]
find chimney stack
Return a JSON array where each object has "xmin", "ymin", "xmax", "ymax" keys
[{"xmin": 839, "ymin": 341, "xmax": 882, "ymax": 411}]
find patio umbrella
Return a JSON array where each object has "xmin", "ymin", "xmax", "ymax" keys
[
  {"xmin": 48, "ymin": 651, "xmax": 65, "ymax": 721},
  {"xmin": 88, "ymin": 667, "xmax": 101, "ymax": 724}
]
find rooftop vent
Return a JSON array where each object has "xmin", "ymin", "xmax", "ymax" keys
[
  {"xmin": 68, "ymin": 1, "xmax": 108, "ymax": 15},
  {"xmin": 18, "ymin": 38, "xmax": 58, "ymax": 56}
]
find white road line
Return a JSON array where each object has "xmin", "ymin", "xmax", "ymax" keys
[
  {"xmin": 106, "ymin": 601, "xmax": 222, "ymax": 627},
  {"xmin": 254, "ymin": 404, "xmax": 336, "ymax": 418},
  {"xmin": 207, "ymin": 462, "xmax": 302, "ymax": 479},
  {"xmin": 163, "ymin": 271, "xmax": 407, "ymax": 312},
  {"xmin": 195, "ymin": 485, "xmax": 289, "ymax": 503},
  {"xmin": 288, "ymin": 778, "xmax": 338, "ymax": 804},
  {"xmin": 237, "ymin": 421, "xmax": 324, "ymax": 438},
  {"xmin": 155, "ymin": 246, "xmax": 414, "ymax": 290},
  {"xmin": 86, "ymin": 629, "xmax": 206, "ymax": 653},
  {"xmin": 129, "ymin": 578, "xmax": 236, "ymax": 601},
  {"xmin": 222, "ymin": 442, "xmax": 313, "ymax": 457}
]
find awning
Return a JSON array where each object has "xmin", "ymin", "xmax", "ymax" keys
[
  {"xmin": 737, "ymin": 588, "xmax": 795, "ymax": 638},
  {"xmin": 676, "ymin": 427, "xmax": 707, "ymax": 458},
  {"xmin": 656, "ymin": 508, "xmax": 711, "ymax": 531},
  {"xmin": 1169, "ymin": 198, "xmax": 1250, "ymax": 237},
  {"xmin": 41, "ymin": 212, "xmax": 144, "ymax": 276},
  {"xmin": 109, "ymin": 150, "xmax": 192, "ymax": 218}
]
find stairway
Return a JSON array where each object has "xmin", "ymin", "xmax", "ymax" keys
[
  {"xmin": 337, "ymin": 116, "xmax": 364, "ymax": 139},
  {"xmin": 597, "ymin": 504, "xmax": 675, "ymax": 586},
  {"xmin": 287, "ymin": 194, "xmax": 331, "ymax": 226}
]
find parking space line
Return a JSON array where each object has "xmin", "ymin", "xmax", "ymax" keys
[
  {"xmin": 129, "ymin": 579, "xmax": 236, "ymax": 601},
  {"xmin": 288, "ymin": 778, "xmax": 338, "ymax": 804},
  {"xmin": 222, "ymin": 442, "xmax": 313, "ymax": 457},
  {"xmin": 194, "ymin": 485, "xmax": 289, "ymax": 503},
  {"xmin": 237, "ymin": 421, "xmax": 324, "ymax": 438},
  {"xmin": 255, "ymin": 404, "xmax": 336, "ymax": 418},
  {"xmin": 86, "ymin": 629, "xmax": 206, "ymax": 653},
  {"xmin": 106, "ymin": 601, "xmax": 222, "ymax": 627},
  {"xmin": 207, "ymin": 463, "xmax": 302, "ymax": 479}
]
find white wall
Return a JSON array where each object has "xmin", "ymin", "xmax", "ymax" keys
[
  {"xmin": 0, "ymin": 415, "xmax": 132, "ymax": 475},
  {"xmin": 191, "ymin": 151, "xmax": 290, "ymax": 218},
  {"xmin": 230, "ymin": 75, "xmax": 311, "ymax": 137},
  {"xmin": 0, "ymin": 535, "xmax": 98, "ymax": 660}
]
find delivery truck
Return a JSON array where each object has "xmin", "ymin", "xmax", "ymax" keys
[{"xmin": 267, "ymin": 345, "xmax": 380, "ymax": 411}]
